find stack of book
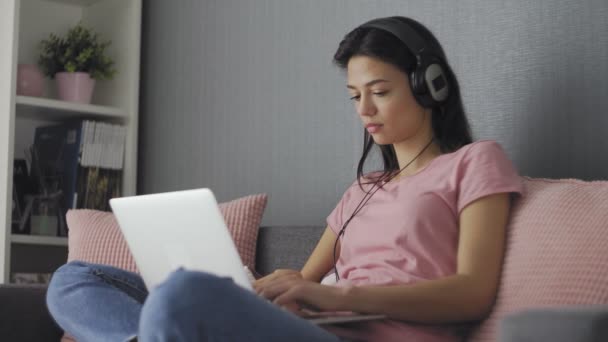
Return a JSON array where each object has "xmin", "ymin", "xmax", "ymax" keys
[
  {"xmin": 30, "ymin": 120, "xmax": 126, "ymax": 236},
  {"xmin": 74, "ymin": 121, "xmax": 126, "ymax": 211}
]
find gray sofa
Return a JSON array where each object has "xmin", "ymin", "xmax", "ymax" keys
[{"xmin": 1, "ymin": 226, "xmax": 607, "ymax": 342}]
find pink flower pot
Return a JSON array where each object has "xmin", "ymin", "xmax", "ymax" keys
[
  {"xmin": 55, "ymin": 72, "xmax": 96, "ymax": 104},
  {"xmin": 16, "ymin": 64, "xmax": 44, "ymax": 97}
]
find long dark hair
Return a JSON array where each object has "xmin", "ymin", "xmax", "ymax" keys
[{"xmin": 333, "ymin": 17, "xmax": 472, "ymax": 191}]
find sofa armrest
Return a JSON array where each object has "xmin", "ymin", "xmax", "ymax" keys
[
  {"xmin": 499, "ymin": 305, "xmax": 608, "ymax": 342},
  {"xmin": 0, "ymin": 284, "xmax": 63, "ymax": 342}
]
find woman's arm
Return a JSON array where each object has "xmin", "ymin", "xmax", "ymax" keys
[
  {"xmin": 301, "ymin": 226, "xmax": 340, "ymax": 282},
  {"xmin": 254, "ymin": 226, "xmax": 338, "ymax": 291},
  {"xmin": 270, "ymin": 193, "xmax": 511, "ymax": 323},
  {"xmin": 338, "ymin": 193, "xmax": 511, "ymax": 322}
]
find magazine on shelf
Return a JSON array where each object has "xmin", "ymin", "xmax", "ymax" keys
[{"xmin": 76, "ymin": 120, "xmax": 125, "ymax": 212}]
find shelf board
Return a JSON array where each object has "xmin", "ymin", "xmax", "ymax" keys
[
  {"xmin": 11, "ymin": 234, "xmax": 68, "ymax": 247},
  {"xmin": 43, "ymin": 0, "xmax": 103, "ymax": 7},
  {"xmin": 16, "ymin": 96, "xmax": 127, "ymax": 121}
]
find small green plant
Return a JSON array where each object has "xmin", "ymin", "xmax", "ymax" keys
[{"xmin": 38, "ymin": 22, "xmax": 116, "ymax": 80}]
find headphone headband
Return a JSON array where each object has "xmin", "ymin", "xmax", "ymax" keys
[{"xmin": 360, "ymin": 17, "xmax": 428, "ymax": 57}]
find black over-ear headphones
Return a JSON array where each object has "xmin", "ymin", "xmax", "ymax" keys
[{"xmin": 359, "ymin": 16, "xmax": 449, "ymax": 108}]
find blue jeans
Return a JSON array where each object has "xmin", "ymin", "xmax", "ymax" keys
[{"xmin": 46, "ymin": 261, "xmax": 344, "ymax": 342}]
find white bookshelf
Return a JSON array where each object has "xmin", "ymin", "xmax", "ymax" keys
[{"xmin": 0, "ymin": 0, "xmax": 142, "ymax": 284}]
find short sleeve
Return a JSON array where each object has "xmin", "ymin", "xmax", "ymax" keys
[
  {"xmin": 457, "ymin": 141, "xmax": 524, "ymax": 214},
  {"xmin": 326, "ymin": 183, "xmax": 357, "ymax": 236}
]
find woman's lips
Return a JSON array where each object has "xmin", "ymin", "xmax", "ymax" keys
[{"xmin": 366, "ymin": 124, "xmax": 383, "ymax": 133}]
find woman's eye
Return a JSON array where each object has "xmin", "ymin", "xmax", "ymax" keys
[{"xmin": 349, "ymin": 91, "xmax": 388, "ymax": 101}]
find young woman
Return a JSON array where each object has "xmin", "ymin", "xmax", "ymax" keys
[{"xmin": 47, "ymin": 16, "xmax": 522, "ymax": 342}]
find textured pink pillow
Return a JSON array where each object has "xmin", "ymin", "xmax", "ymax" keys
[
  {"xmin": 468, "ymin": 177, "xmax": 608, "ymax": 342},
  {"xmin": 66, "ymin": 193, "xmax": 267, "ymax": 272},
  {"xmin": 67, "ymin": 209, "xmax": 138, "ymax": 272},
  {"xmin": 217, "ymin": 193, "xmax": 268, "ymax": 268}
]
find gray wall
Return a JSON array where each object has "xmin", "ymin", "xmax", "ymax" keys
[{"xmin": 138, "ymin": 0, "xmax": 608, "ymax": 226}]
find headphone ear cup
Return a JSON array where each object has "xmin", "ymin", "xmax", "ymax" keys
[
  {"xmin": 410, "ymin": 59, "xmax": 450, "ymax": 108},
  {"xmin": 410, "ymin": 68, "xmax": 425, "ymax": 94},
  {"xmin": 424, "ymin": 62, "xmax": 449, "ymax": 103},
  {"xmin": 410, "ymin": 67, "xmax": 435, "ymax": 108}
]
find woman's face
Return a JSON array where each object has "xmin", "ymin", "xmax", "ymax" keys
[{"xmin": 346, "ymin": 55, "xmax": 430, "ymax": 145}]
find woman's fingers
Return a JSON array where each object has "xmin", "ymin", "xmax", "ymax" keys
[
  {"xmin": 259, "ymin": 279, "xmax": 332, "ymax": 315},
  {"xmin": 278, "ymin": 301, "xmax": 302, "ymax": 315},
  {"xmin": 254, "ymin": 269, "xmax": 294, "ymax": 286},
  {"xmin": 258, "ymin": 277, "xmax": 296, "ymax": 300},
  {"xmin": 253, "ymin": 269, "xmax": 302, "ymax": 293},
  {"xmin": 273, "ymin": 283, "xmax": 306, "ymax": 307},
  {"xmin": 275, "ymin": 283, "xmax": 340, "ymax": 313}
]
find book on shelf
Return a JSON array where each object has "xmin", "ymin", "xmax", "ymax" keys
[
  {"xmin": 12, "ymin": 159, "xmax": 33, "ymax": 234},
  {"xmin": 32, "ymin": 121, "xmax": 82, "ymax": 215},
  {"xmin": 30, "ymin": 120, "xmax": 126, "ymax": 236},
  {"xmin": 11, "ymin": 272, "xmax": 52, "ymax": 285},
  {"xmin": 12, "ymin": 159, "xmax": 31, "ymax": 212}
]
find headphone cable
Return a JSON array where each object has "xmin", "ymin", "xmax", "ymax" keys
[{"xmin": 332, "ymin": 137, "xmax": 435, "ymax": 282}]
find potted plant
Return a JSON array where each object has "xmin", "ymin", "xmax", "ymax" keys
[{"xmin": 38, "ymin": 22, "xmax": 116, "ymax": 104}]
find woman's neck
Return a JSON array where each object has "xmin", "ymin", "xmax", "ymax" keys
[{"xmin": 392, "ymin": 139, "xmax": 442, "ymax": 178}]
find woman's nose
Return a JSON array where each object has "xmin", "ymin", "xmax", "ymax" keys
[{"xmin": 357, "ymin": 96, "xmax": 377, "ymax": 117}]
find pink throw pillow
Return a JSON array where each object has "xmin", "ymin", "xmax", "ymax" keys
[
  {"xmin": 67, "ymin": 209, "xmax": 138, "ymax": 272},
  {"xmin": 66, "ymin": 193, "xmax": 267, "ymax": 271},
  {"xmin": 468, "ymin": 177, "xmax": 608, "ymax": 341},
  {"xmin": 217, "ymin": 193, "xmax": 268, "ymax": 268}
]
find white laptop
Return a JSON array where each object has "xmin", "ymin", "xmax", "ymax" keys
[{"xmin": 109, "ymin": 188, "xmax": 385, "ymax": 325}]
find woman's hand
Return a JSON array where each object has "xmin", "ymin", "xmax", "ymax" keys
[
  {"xmin": 253, "ymin": 269, "xmax": 304, "ymax": 292},
  {"xmin": 253, "ymin": 269, "xmax": 303, "ymax": 294},
  {"xmin": 253, "ymin": 269, "xmax": 306, "ymax": 314},
  {"xmin": 254, "ymin": 270, "xmax": 348, "ymax": 315}
]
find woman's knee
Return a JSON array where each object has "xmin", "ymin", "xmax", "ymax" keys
[
  {"xmin": 56, "ymin": 260, "xmax": 95, "ymax": 272},
  {"xmin": 46, "ymin": 261, "xmax": 101, "ymax": 309},
  {"xmin": 48, "ymin": 260, "xmax": 95, "ymax": 290},
  {"xmin": 49, "ymin": 260, "xmax": 90, "ymax": 290},
  {"xmin": 139, "ymin": 270, "xmax": 235, "ymax": 336},
  {"xmin": 145, "ymin": 269, "xmax": 233, "ymax": 312},
  {"xmin": 164, "ymin": 269, "xmax": 234, "ymax": 297}
]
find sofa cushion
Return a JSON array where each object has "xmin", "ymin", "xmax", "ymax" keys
[
  {"xmin": 66, "ymin": 193, "xmax": 268, "ymax": 271},
  {"xmin": 468, "ymin": 177, "xmax": 608, "ymax": 341},
  {"xmin": 498, "ymin": 305, "xmax": 608, "ymax": 342}
]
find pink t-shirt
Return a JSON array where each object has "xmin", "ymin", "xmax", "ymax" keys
[{"xmin": 325, "ymin": 140, "xmax": 523, "ymax": 342}]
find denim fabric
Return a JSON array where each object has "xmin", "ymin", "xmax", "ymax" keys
[
  {"xmin": 47, "ymin": 261, "xmax": 147, "ymax": 342},
  {"xmin": 47, "ymin": 261, "xmax": 343, "ymax": 342}
]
